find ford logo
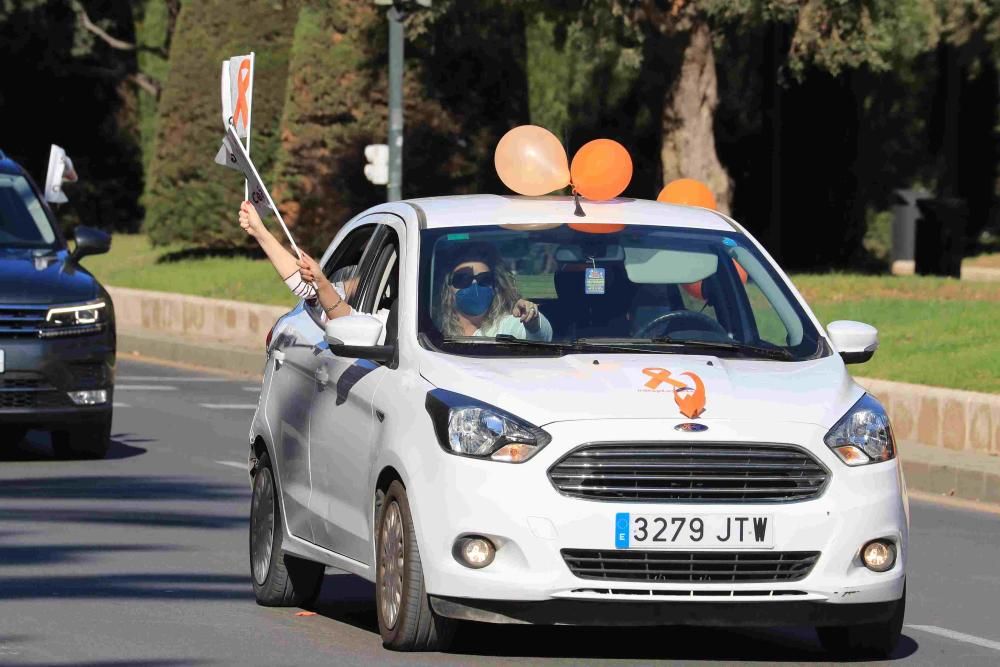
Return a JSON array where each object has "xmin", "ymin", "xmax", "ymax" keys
[{"xmin": 674, "ymin": 423, "xmax": 708, "ymax": 432}]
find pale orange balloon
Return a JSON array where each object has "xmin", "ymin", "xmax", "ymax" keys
[
  {"xmin": 570, "ymin": 139, "xmax": 632, "ymax": 201},
  {"xmin": 682, "ymin": 260, "xmax": 748, "ymax": 300},
  {"xmin": 495, "ymin": 125, "xmax": 570, "ymax": 196},
  {"xmin": 658, "ymin": 178, "xmax": 717, "ymax": 209},
  {"xmin": 568, "ymin": 223, "xmax": 626, "ymax": 234}
]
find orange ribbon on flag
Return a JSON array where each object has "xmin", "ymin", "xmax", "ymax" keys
[{"xmin": 232, "ymin": 58, "xmax": 252, "ymax": 130}]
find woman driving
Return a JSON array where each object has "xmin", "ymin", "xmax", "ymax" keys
[{"xmin": 436, "ymin": 242, "xmax": 552, "ymax": 341}]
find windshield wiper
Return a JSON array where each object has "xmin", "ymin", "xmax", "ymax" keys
[
  {"xmin": 647, "ymin": 337, "xmax": 794, "ymax": 360},
  {"xmin": 440, "ymin": 334, "xmax": 571, "ymax": 353}
]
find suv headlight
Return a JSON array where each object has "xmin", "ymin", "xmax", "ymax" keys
[
  {"xmin": 42, "ymin": 300, "xmax": 108, "ymax": 337},
  {"xmin": 824, "ymin": 394, "xmax": 895, "ymax": 466},
  {"xmin": 425, "ymin": 389, "xmax": 551, "ymax": 463}
]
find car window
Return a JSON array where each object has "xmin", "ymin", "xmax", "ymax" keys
[
  {"xmin": 303, "ymin": 224, "xmax": 379, "ymax": 326},
  {"xmin": 0, "ymin": 174, "xmax": 57, "ymax": 248},
  {"xmin": 359, "ymin": 229, "xmax": 401, "ymax": 345},
  {"xmin": 417, "ymin": 224, "xmax": 824, "ymax": 360}
]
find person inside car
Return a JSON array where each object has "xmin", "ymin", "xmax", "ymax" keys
[
  {"xmin": 436, "ymin": 242, "xmax": 552, "ymax": 341},
  {"xmin": 238, "ymin": 201, "xmax": 355, "ymax": 322}
]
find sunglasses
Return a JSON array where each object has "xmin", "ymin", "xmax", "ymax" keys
[{"xmin": 449, "ymin": 268, "xmax": 495, "ymax": 289}]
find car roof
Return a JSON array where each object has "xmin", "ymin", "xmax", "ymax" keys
[{"xmin": 403, "ymin": 194, "xmax": 738, "ymax": 232}]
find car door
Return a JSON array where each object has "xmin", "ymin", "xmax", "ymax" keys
[
  {"xmin": 308, "ymin": 217, "xmax": 403, "ymax": 562},
  {"xmin": 266, "ymin": 221, "xmax": 379, "ymax": 542}
]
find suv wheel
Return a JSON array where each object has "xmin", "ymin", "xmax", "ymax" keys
[
  {"xmin": 817, "ymin": 585, "xmax": 906, "ymax": 658},
  {"xmin": 376, "ymin": 480, "xmax": 455, "ymax": 651},
  {"xmin": 250, "ymin": 452, "xmax": 324, "ymax": 606},
  {"xmin": 52, "ymin": 418, "xmax": 111, "ymax": 459}
]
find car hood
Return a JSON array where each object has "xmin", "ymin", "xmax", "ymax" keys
[
  {"xmin": 418, "ymin": 350, "xmax": 862, "ymax": 429},
  {"xmin": 0, "ymin": 248, "xmax": 98, "ymax": 305}
]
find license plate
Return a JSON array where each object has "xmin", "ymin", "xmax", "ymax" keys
[{"xmin": 614, "ymin": 513, "xmax": 774, "ymax": 549}]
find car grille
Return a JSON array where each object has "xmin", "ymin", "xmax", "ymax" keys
[
  {"xmin": 562, "ymin": 549, "xmax": 821, "ymax": 583},
  {"xmin": 0, "ymin": 389, "xmax": 70, "ymax": 409},
  {"xmin": 548, "ymin": 442, "xmax": 829, "ymax": 502},
  {"xmin": 0, "ymin": 305, "xmax": 48, "ymax": 337}
]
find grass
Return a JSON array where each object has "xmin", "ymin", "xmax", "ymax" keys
[
  {"xmin": 81, "ymin": 235, "xmax": 297, "ymax": 307},
  {"xmin": 85, "ymin": 235, "xmax": 1000, "ymax": 393}
]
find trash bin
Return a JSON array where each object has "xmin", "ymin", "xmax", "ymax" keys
[
  {"xmin": 915, "ymin": 198, "xmax": 967, "ymax": 278},
  {"xmin": 890, "ymin": 189, "xmax": 928, "ymax": 275}
]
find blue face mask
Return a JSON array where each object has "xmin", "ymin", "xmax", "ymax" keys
[{"xmin": 454, "ymin": 283, "xmax": 495, "ymax": 317}]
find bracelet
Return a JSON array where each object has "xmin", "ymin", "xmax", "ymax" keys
[{"xmin": 324, "ymin": 299, "xmax": 345, "ymax": 314}]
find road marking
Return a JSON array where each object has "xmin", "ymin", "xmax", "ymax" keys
[
  {"xmin": 243, "ymin": 386, "xmax": 260, "ymax": 392},
  {"xmin": 118, "ymin": 376, "xmax": 234, "ymax": 382},
  {"xmin": 200, "ymin": 403, "xmax": 257, "ymax": 410},
  {"xmin": 112, "ymin": 402, "xmax": 130, "ymax": 408},
  {"xmin": 116, "ymin": 385, "xmax": 177, "ymax": 391},
  {"xmin": 216, "ymin": 460, "xmax": 247, "ymax": 471},
  {"xmin": 906, "ymin": 625, "xmax": 1000, "ymax": 652}
]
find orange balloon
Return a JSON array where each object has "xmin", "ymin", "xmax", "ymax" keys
[
  {"xmin": 570, "ymin": 139, "xmax": 632, "ymax": 201},
  {"xmin": 682, "ymin": 261, "xmax": 748, "ymax": 301},
  {"xmin": 658, "ymin": 178, "xmax": 717, "ymax": 209},
  {"xmin": 568, "ymin": 222, "xmax": 626, "ymax": 234},
  {"xmin": 495, "ymin": 125, "xmax": 570, "ymax": 196}
]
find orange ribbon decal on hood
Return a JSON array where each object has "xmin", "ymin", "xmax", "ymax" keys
[{"xmin": 642, "ymin": 368, "xmax": 707, "ymax": 419}]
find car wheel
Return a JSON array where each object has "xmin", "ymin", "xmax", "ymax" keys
[
  {"xmin": 250, "ymin": 452, "xmax": 324, "ymax": 607},
  {"xmin": 376, "ymin": 480, "xmax": 456, "ymax": 652},
  {"xmin": 817, "ymin": 585, "xmax": 906, "ymax": 658},
  {"xmin": 52, "ymin": 418, "xmax": 111, "ymax": 459}
]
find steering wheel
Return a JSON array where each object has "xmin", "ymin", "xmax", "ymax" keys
[{"xmin": 635, "ymin": 310, "xmax": 729, "ymax": 339}]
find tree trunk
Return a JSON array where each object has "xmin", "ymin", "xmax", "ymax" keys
[{"xmin": 659, "ymin": 21, "xmax": 732, "ymax": 213}]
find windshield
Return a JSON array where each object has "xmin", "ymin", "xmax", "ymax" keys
[
  {"xmin": 0, "ymin": 174, "xmax": 58, "ymax": 249},
  {"xmin": 418, "ymin": 224, "xmax": 825, "ymax": 361}
]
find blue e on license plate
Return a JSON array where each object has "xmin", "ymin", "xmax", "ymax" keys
[{"xmin": 615, "ymin": 513, "xmax": 774, "ymax": 549}]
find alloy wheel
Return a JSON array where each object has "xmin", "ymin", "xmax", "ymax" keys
[
  {"xmin": 251, "ymin": 468, "xmax": 275, "ymax": 586},
  {"xmin": 379, "ymin": 500, "xmax": 405, "ymax": 629}
]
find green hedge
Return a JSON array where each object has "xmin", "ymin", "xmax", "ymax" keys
[{"xmin": 144, "ymin": 0, "xmax": 298, "ymax": 247}]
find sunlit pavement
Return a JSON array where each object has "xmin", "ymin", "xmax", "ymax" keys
[{"xmin": 0, "ymin": 358, "xmax": 997, "ymax": 666}]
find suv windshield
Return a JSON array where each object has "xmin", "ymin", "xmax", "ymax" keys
[
  {"xmin": 0, "ymin": 173, "xmax": 58, "ymax": 249},
  {"xmin": 418, "ymin": 224, "xmax": 825, "ymax": 361}
]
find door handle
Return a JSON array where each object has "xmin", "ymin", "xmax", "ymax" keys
[
  {"xmin": 314, "ymin": 366, "xmax": 330, "ymax": 387},
  {"xmin": 272, "ymin": 349, "xmax": 286, "ymax": 369}
]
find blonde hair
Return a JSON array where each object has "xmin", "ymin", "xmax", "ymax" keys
[{"xmin": 436, "ymin": 243, "xmax": 520, "ymax": 337}]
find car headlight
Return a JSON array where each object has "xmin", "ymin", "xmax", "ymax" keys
[
  {"xmin": 425, "ymin": 389, "xmax": 551, "ymax": 463},
  {"xmin": 824, "ymin": 394, "xmax": 895, "ymax": 466},
  {"xmin": 42, "ymin": 300, "xmax": 108, "ymax": 337}
]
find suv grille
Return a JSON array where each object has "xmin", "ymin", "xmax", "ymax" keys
[
  {"xmin": 0, "ymin": 305, "xmax": 48, "ymax": 337},
  {"xmin": 548, "ymin": 442, "xmax": 828, "ymax": 502},
  {"xmin": 562, "ymin": 549, "xmax": 820, "ymax": 583}
]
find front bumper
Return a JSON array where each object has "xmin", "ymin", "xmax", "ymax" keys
[
  {"xmin": 406, "ymin": 419, "xmax": 908, "ymax": 617},
  {"xmin": 0, "ymin": 329, "xmax": 115, "ymax": 427}
]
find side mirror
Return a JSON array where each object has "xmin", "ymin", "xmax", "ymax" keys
[
  {"xmin": 827, "ymin": 320, "xmax": 878, "ymax": 364},
  {"xmin": 71, "ymin": 226, "xmax": 111, "ymax": 262},
  {"xmin": 324, "ymin": 314, "xmax": 393, "ymax": 363}
]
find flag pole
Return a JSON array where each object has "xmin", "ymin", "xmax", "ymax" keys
[
  {"xmin": 227, "ymin": 121, "xmax": 302, "ymax": 260},
  {"xmin": 243, "ymin": 52, "xmax": 255, "ymax": 202}
]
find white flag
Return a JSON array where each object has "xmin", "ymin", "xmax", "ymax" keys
[
  {"xmin": 221, "ymin": 53, "xmax": 254, "ymax": 138},
  {"xmin": 216, "ymin": 123, "xmax": 302, "ymax": 257}
]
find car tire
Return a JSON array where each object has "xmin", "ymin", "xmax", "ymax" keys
[
  {"xmin": 250, "ymin": 452, "xmax": 324, "ymax": 607},
  {"xmin": 52, "ymin": 418, "xmax": 111, "ymax": 459},
  {"xmin": 376, "ymin": 480, "xmax": 455, "ymax": 652},
  {"xmin": 817, "ymin": 585, "xmax": 906, "ymax": 658}
]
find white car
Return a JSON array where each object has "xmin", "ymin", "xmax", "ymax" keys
[{"xmin": 247, "ymin": 195, "xmax": 907, "ymax": 657}]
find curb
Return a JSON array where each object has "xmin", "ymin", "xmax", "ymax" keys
[
  {"xmin": 902, "ymin": 459, "xmax": 1000, "ymax": 505},
  {"xmin": 117, "ymin": 332, "xmax": 265, "ymax": 379}
]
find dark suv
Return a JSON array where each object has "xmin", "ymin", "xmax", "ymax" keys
[{"xmin": 0, "ymin": 150, "xmax": 115, "ymax": 458}]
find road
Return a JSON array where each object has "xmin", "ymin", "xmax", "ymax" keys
[{"xmin": 1, "ymin": 358, "xmax": 998, "ymax": 666}]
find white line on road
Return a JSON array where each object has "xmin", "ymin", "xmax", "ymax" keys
[
  {"xmin": 243, "ymin": 386, "xmax": 260, "ymax": 392},
  {"xmin": 118, "ymin": 376, "xmax": 234, "ymax": 382},
  {"xmin": 112, "ymin": 402, "xmax": 130, "ymax": 408},
  {"xmin": 115, "ymin": 385, "xmax": 177, "ymax": 391},
  {"xmin": 200, "ymin": 403, "xmax": 257, "ymax": 410},
  {"xmin": 906, "ymin": 625, "xmax": 1000, "ymax": 652},
  {"xmin": 216, "ymin": 460, "xmax": 247, "ymax": 470}
]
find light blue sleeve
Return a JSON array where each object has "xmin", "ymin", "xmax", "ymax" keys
[{"xmin": 492, "ymin": 312, "xmax": 553, "ymax": 342}]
